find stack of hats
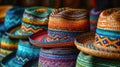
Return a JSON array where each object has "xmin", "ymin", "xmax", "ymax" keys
[
  {"xmin": 29, "ymin": 7, "xmax": 90, "ymax": 67},
  {"xmin": 90, "ymin": 8, "xmax": 102, "ymax": 32},
  {"xmin": 0, "ymin": 7, "xmax": 24, "ymax": 62},
  {"xmin": 1, "ymin": 6, "xmax": 54, "ymax": 67},
  {"xmin": 75, "ymin": 8, "xmax": 120, "ymax": 67}
]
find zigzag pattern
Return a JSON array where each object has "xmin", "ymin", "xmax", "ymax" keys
[
  {"xmin": 22, "ymin": 22, "xmax": 41, "ymax": 29},
  {"xmin": 5, "ymin": 18, "xmax": 21, "ymax": 24},
  {"xmin": 21, "ymin": 25, "xmax": 43, "ymax": 33},
  {"xmin": 16, "ymin": 56, "xmax": 29, "ymax": 63},
  {"xmin": 95, "ymin": 34, "xmax": 120, "ymax": 49}
]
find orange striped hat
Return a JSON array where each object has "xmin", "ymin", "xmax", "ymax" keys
[{"xmin": 29, "ymin": 7, "xmax": 90, "ymax": 48}]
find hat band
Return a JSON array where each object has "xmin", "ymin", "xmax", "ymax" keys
[
  {"xmin": 48, "ymin": 30, "xmax": 84, "ymax": 40},
  {"xmin": 94, "ymin": 33, "xmax": 120, "ymax": 51},
  {"xmin": 96, "ymin": 28, "xmax": 120, "ymax": 38}
]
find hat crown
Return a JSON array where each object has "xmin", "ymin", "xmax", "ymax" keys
[
  {"xmin": 94, "ymin": 8, "xmax": 120, "ymax": 51},
  {"xmin": 20, "ymin": 7, "xmax": 54, "ymax": 36},
  {"xmin": 47, "ymin": 8, "xmax": 89, "ymax": 41},
  {"xmin": 97, "ymin": 8, "xmax": 120, "ymax": 31}
]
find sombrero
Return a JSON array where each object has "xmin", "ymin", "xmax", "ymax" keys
[
  {"xmin": 0, "ymin": 35, "xmax": 19, "ymax": 62},
  {"xmin": 76, "ymin": 52, "xmax": 120, "ymax": 67},
  {"xmin": 1, "ymin": 39, "xmax": 40, "ymax": 67},
  {"xmin": 0, "ymin": 5, "xmax": 12, "ymax": 23},
  {"xmin": 6, "ymin": 6, "xmax": 54, "ymax": 39},
  {"xmin": 75, "ymin": 8, "xmax": 120, "ymax": 59},
  {"xmin": 90, "ymin": 8, "xmax": 102, "ymax": 32},
  {"xmin": 0, "ymin": 7, "xmax": 24, "ymax": 32},
  {"xmin": 29, "ymin": 7, "xmax": 90, "ymax": 48},
  {"xmin": 38, "ymin": 47, "xmax": 79, "ymax": 67}
]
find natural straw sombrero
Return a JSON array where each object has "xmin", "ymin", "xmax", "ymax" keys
[{"xmin": 75, "ymin": 8, "xmax": 120, "ymax": 59}]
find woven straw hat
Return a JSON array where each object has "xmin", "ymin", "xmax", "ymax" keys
[{"xmin": 75, "ymin": 8, "xmax": 120, "ymax": 59}]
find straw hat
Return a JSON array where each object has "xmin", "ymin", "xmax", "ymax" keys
[{"xmin": 75, "ymin": 8, "xmax": 120, "ymax": 59}]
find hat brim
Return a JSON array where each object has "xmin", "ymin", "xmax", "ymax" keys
[
  {"xmin": 5, "ymin": 25, "xmax": 31, "ymax": 39},
  {"xmin": 75, "ymin": 32, "xmax": 120, "ymax": 59},
  {"xmin": 1, "ymin": 51, "xmax": 38, "ymax": 67},
  {"xmin": 29, "ymin": 31, "xmax": 75, "ymax": 48}
]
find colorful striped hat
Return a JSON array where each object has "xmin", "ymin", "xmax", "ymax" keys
[
  {"xmin": 0, "ymin": 35, "xmax": 19, "ymax": 61},
  {"xmin": 76, "ymin": 52, "xmax": 120, "ymax": 67},
  {"xmin": 75, "ymin": 8, "xmax": 120, "ymax": 59},
  {"xmin": 0, "ymin": 7, "xmax": 24, "ymax": 32},
  {"xmin": 0, "ymin": 5, "xmax": 12, "ymax": 23},
  {"xmin": 90, "ymin": 8, "xmax": 102, "ymax": 32},
  {"xmin": 39, "ymin": 48, "xmax": 79, "ymax": 67},
  {"xmin": 1, "ymin": 39, "xmax": 40, "ymax": 67},
  {"xmin": 6, "ymin": 6, "xmax": 54, "ymax": 39},
  {"xmin": 29, "ymin": 7, "xmax": 89, "ymax": 48}
]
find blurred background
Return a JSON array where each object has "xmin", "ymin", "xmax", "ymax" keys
[{"xmin": 0, "ymin": 0, "xmax": 120, "ymax": 9}]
